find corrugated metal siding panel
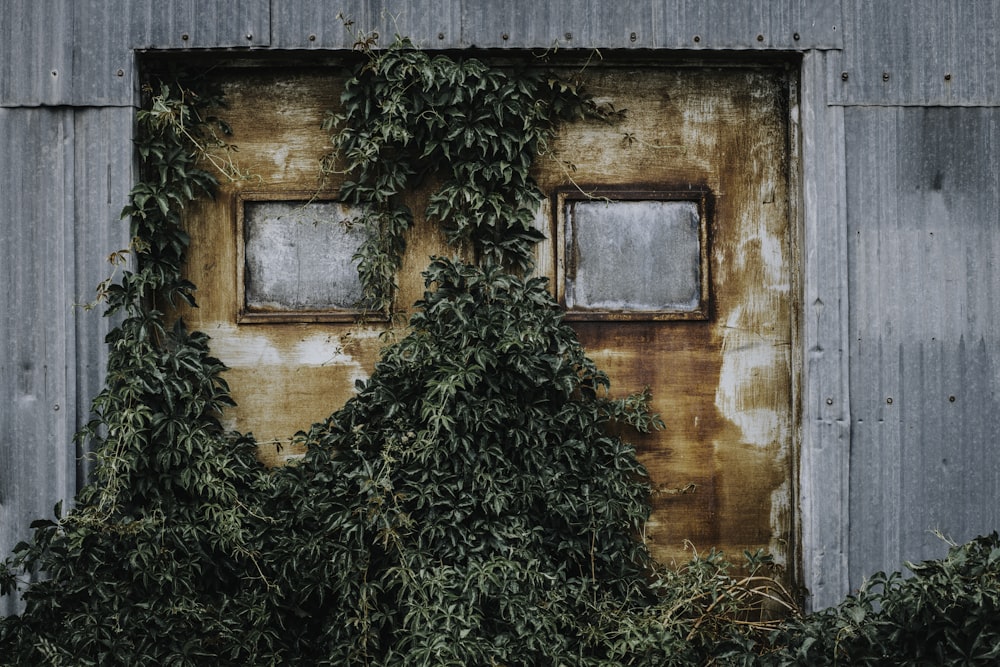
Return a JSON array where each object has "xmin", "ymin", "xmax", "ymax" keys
[
  {"xmin": 0, "ymin": 107, "xmax": 131, "ymax": 615},
  {"xmin": 649, "ymin": 0, "xmax": 841, "ymax": 50},
  {"xmin": 1, "ymin": 0, "xmax": 135, "ymax": 107},
  {"xmin": 269, "ymin": 0, "xmax": 463, "ymax": 49},
  {"xmin": 798, "ymin": 49, "xmax": 851, "ymax": 611},
  {"xmin": 846, "ymin": 106, "xmax": 1000, "ymax": 587},
  {"xmin": 833, "ymin": 0, "xmax": 1000, "ymax": 106},
  {"xmin": 1, "ymin": 0, "xmax": 78, "ymax": 106},
  {"xmin": 268, "ymin": 0, "xmax": 841, "ymax": 50},
  {"xmin": 1, "ymin": 0, "xmax": 270, "ymax": 107},
  {"xmin": 71, "ymin": 108, "xmax": 135, "ymax": 485},
  {"xmin": 131, "ymin": 0, "xmax": 270, "ymax": 49}
]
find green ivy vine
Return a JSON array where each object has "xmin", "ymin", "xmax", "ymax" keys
[{"xmin": 324, "ymin": 36, "xmax": 609, "ymax": 313}]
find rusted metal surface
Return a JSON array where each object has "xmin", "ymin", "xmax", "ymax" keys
[
  {"xmin": 176, "ymin": 62, "xmax": 796, "ymax": 571},
  {"xmin": 537, "ymin": 64, "xmax": 796, "ymax": 569}
]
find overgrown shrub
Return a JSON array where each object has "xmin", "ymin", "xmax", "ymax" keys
[
  {"xmin": 256, "ymin": 257, "xmax": 664, "ymax": 665},
  {"xmin": 757, "ymin": 532, "xmax": 1000, "ymax": 666}
]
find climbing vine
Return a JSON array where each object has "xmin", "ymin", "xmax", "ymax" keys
[{"xmin": 323, "ymin": 36, "xmax": 610, "ymax": 313}]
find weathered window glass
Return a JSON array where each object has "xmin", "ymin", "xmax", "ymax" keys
[
  {"xmin": 238, "ymin": 195, "xmax": 371, "ymax": 321},
  {"xmin": 558, "ymin": 190, "xmax": 710, "ymax": 320}
]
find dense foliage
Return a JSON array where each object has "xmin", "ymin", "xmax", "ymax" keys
[
  {"xmin": 758, "ymin": 533, "xmax": 1000, "ymax": 666},
  {"xmin": 2, "ymin": 38, "xmax": 999, "ymax": 667},
  {"xmin": 258, "ymin": 258, "xmax": 664, "ymax": 665}
]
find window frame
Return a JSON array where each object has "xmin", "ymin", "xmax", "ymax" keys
[
  {"xmin": 235, "ymin": 190, "xmax": 381, "ymax": 324},
  {"xmin": 553, "ymin": 187, "xmax": 713, "ymax": 321}
]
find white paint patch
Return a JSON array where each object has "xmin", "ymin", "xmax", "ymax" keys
[
  {"xmin": 757, "ymin": 228, "xmax": 788, "ymax": 288},
  {"xmin": 205, "ymin": 323, "xmax": 375, "ymax": 375},
  {"xmin": 715, "ymin": 323, "xmax": 788, "ymax": 448},
  {"xmin": 208, "ymin": 323, "xmax": 283, "ymax": 366},
  {"xmin": 293, "ymin": 333, "xmax": 352, "ymax": 366},
  {"xmin": 270, "ymin": 145, "xmax": 290, "ymax": 174}
]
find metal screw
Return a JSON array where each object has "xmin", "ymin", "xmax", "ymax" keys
[
  {"xmin": 630, "ymin": 32, "xmax": 637, "ymax": 42},
  {"xmin": 826, "ymin": 398, "xmax": 834, "ymax": 405},
  {"xmin": 944, "ymin": 73, "xmax": 952, "ymax": 81},
  {"xmin": 564, "ymin": 31, "xmax": 572, "ymax": 40},
  {"xmin": 793, "ymin": 32, "xmax": 800, "ymax": 40},
  {"xmin": 756, "ymin": 34, "xmax": 764, "ymax": 42},
  {"xmin": 116, "ymin": 69, "xmax": 124, "ymax": 77},
  {"xmin": 438, "ymin": 32, "xmax": 445, "ymax": 40},
  {"xmin": 502, "ymin": 32, "xmax": 509, "ymax": 41},
  {"xmin": 949, "ymin": 395, "xmax": 956, "ymax": 402},
  {"xmin": 886, "ymin": 397, "xmax": 893, "ymax": 404},
  {"xmin": 53, "ymin": 404, "xmax": 60, "ymax": 411},
  {"xmin": 181, "ymin": 33, "xmax": 189, "ymax": 41},
  {"xmin": 51, "ymin": 70, "xmax": 57, "ymax": 76},
  {"xmin": 246, "ymin": 33, "xmax": 253, "ymax": 41},
  {"xmin": 882, "ymin": 71, "xmax": 890, "ymax": 82},
  {"xmin": 693, "ymin": 35, "xmax": 701, "ymax": 43},
  {"xmin": 841, "ymin": 71, "xmax": 849, "ymax": 81},
  {"xmin": 308, "ymin": 34, "xmax": 316, "ymax": 42}
]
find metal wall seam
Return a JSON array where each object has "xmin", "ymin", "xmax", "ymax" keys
[{"xmin": 798, "ymin": 49, "xmax": 851, "ymax": 611}]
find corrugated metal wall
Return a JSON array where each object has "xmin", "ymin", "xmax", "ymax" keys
[
  {"xmin": 845, "ymin": 105, "xmax": 1000, "ymax": 587},
  {"xmin": 2, "ymin": 0, "xmax": 999, "ymax": 614}
]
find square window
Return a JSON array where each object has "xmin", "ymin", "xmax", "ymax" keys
[
  {"xmin": 556, "ymin": 189, "xmax": 711, "ymax": 320},
  {"xmin": 237, "ymin": 193, "xmax": 373, "ymax": 322}
]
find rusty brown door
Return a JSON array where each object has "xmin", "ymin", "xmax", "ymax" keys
[{"xmin": 179, "ymin": 62, "xmax": 796, "ymax": 574}]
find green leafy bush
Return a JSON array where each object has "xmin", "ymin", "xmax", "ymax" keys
[
  {"xmin": 758, "ymin": 532, "xmax": 1000, "ymax": 666},
  {"xmin": 255, "ymin": 257, "xmax": 663, "ymax": 665}
]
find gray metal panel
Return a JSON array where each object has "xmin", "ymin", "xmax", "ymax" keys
[
  {"xmin": 1, "ymin": 108, "xmax": 77, "ymax": 615},
  {"xmin": 269, "ymin": 0, "xmax": 463, "ymax": 49},
  {"xmin": 1, "ymin": 0, "xmax": 270, "ymax": 107},
  {"xmin": 833, "ymin": 0, "xmax": 1000, "ymax": 106},
  {"xmin": 131, "ymin": 0, "xmax": 270, "ymax": 49},
  {"xmin": 1, "ymin": 0, "xmax": 134, "ymax": 107},
  {"xmin": 648, "ymin": 0, "xmax": 841, "ymax": 50},
  {"xmin": 0, "ymin": 107, "xmax": 132, "ymax": 615},
  {"xmin": 846, "ymin": 106, "xmax": 1000, "ymax": 588},
  {"xmin": 269, "ymin": 0, "xmax": 841, "ymax": 50},
  {"xmin": 798, "ymin": 50, "xmax": 851, "ymax": 611},
  {"xmin": 71, "ymin": 107, "xmax": 135, "ymax": 485}
]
